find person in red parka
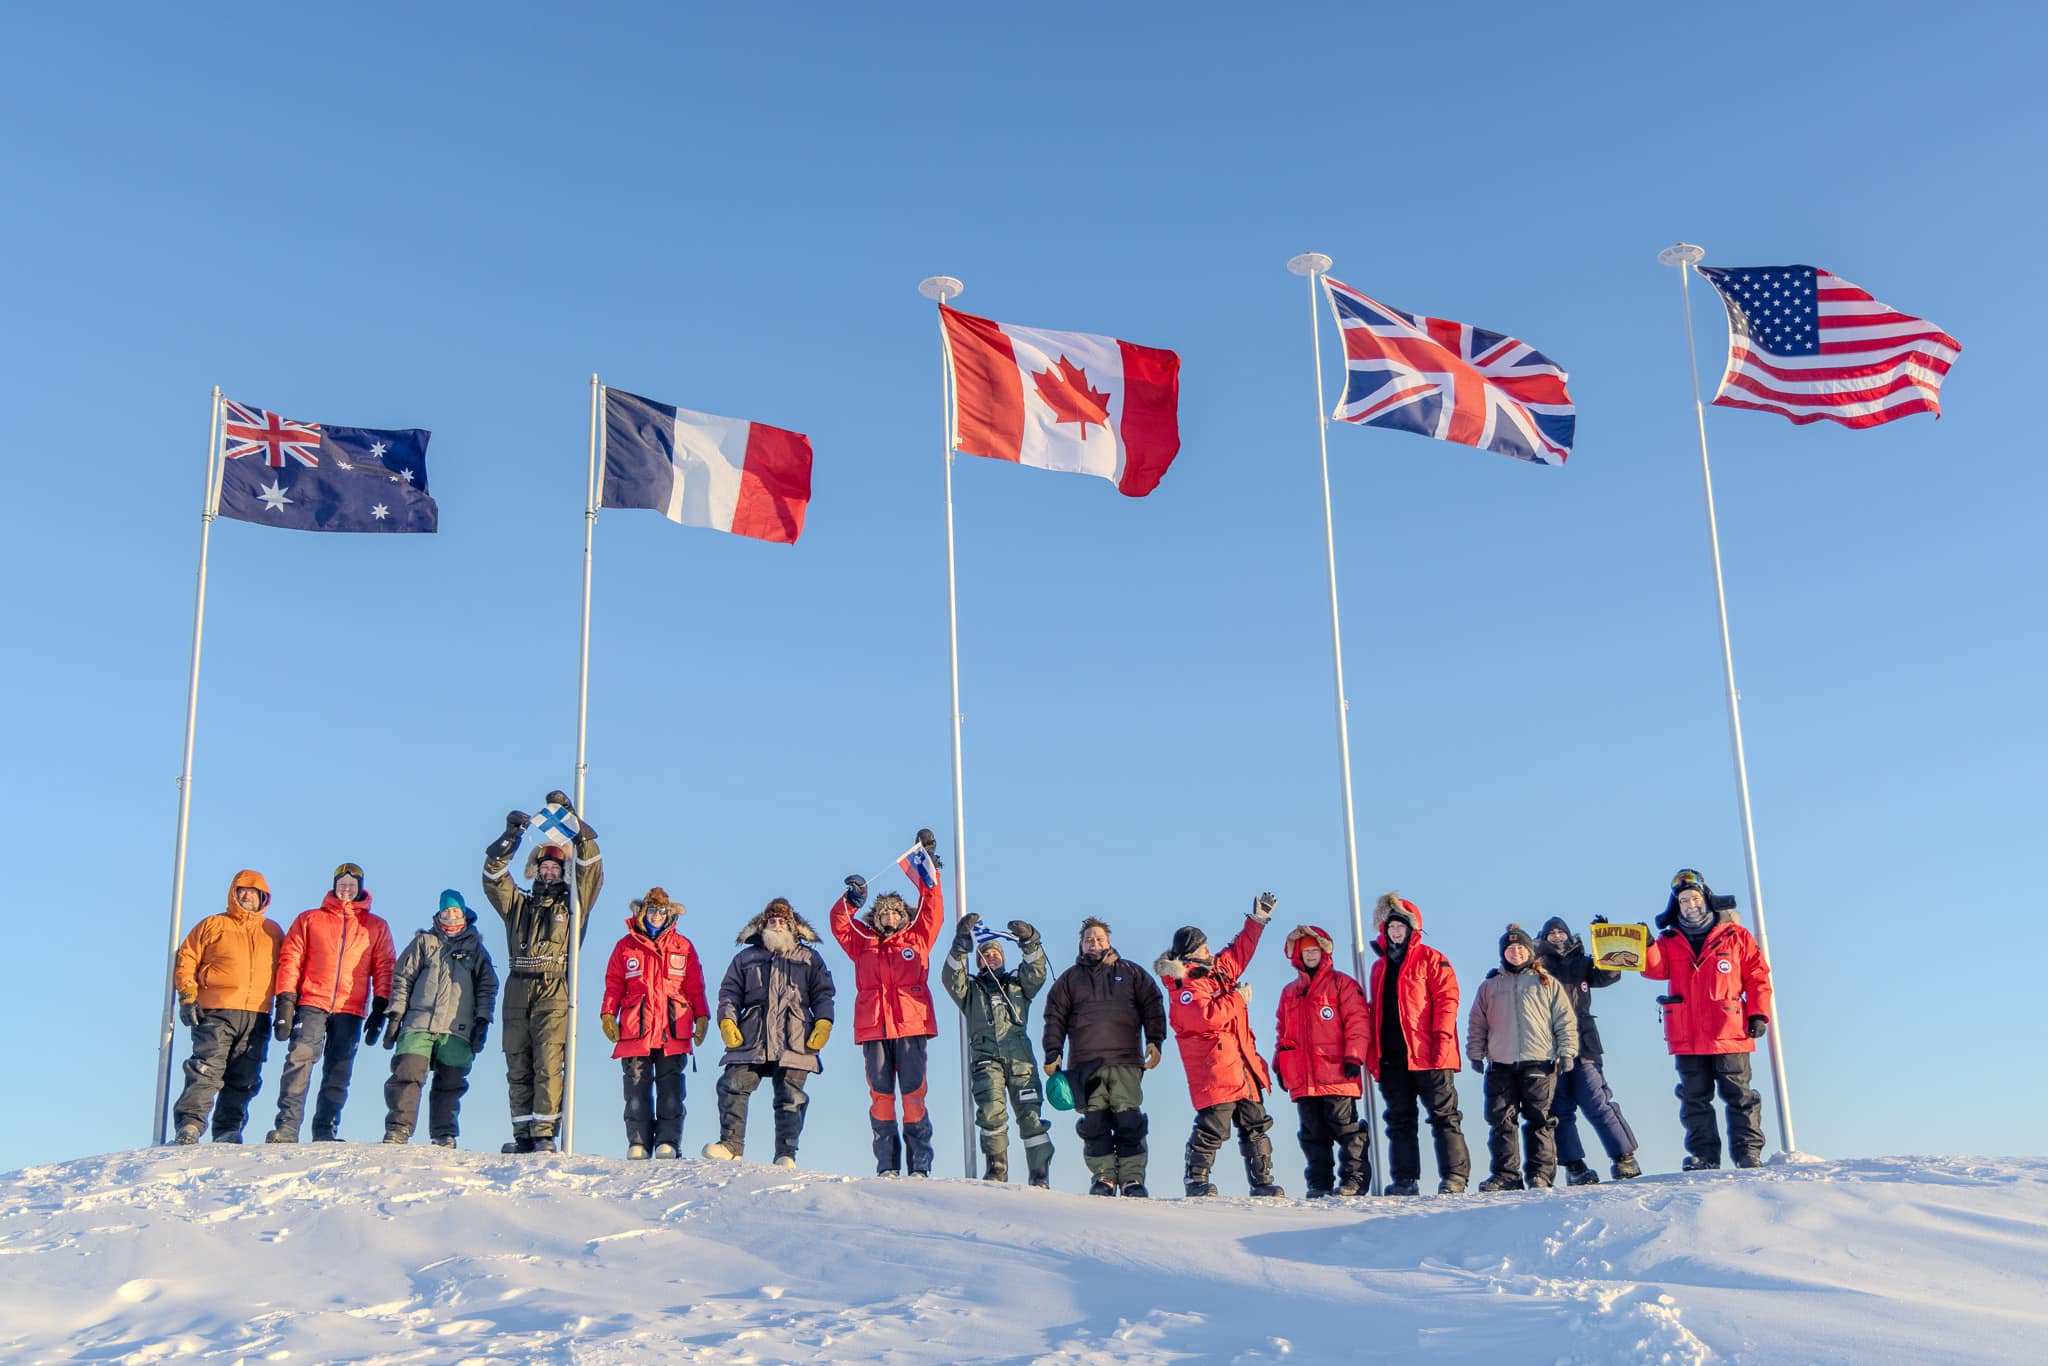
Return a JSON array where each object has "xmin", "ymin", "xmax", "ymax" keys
[
  {"xmin": 267, "ymin": 863, "xmax": 396, "ymax": 1143},
  {"xmin": 1272, "ymin": 923, "xmax": 1372, "ymax": 1197},
  {"xmin": 601, "ymin": 887, "xmax": 710, "ymax": 1159},
  {"xmin": 1366, "ymin": 893, "xmax": 1471, "ymax": 1195},
  {"xmin": 829, "ymin": 828, "xmax": 946, "ymax": 1176},
  {"xmin": 1155, "ymin": 894, "xmax": 1283, "ymax": 1198},
  {"xmin": 1642, "ymin": 869, "xmax": 1775, "ymax": 1171}
]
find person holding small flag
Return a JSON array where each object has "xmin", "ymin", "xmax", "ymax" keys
[
  {"xmin": 600, "ymin": 887, "xmax": 709, "ymax": 1159},
  {"xmin": 379, "ymin": 891, "xmax": 498, "ymax": 1147},
  {"xmin": 830, "ymin": 829, "xmax": 947, "ymax": 1177},
  {"xmin": 942, "ymin": 914, "xmax": 1054, "ymax": 1186},
  {"xmin": 267, "ymin": 863, "xmax": 395, "ymax": 1142},
  {"xmin": 483, "ymin": 793, "xmax": 603, "ymax": 1154},
  {"xmin": 170, "ymin": 870, "xmax": 284, "ymax": 1145}
]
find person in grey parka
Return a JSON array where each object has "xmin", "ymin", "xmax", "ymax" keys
[
  {"xmin": 1467, "ymin": 924, "xmax": 1578, "ymax": 1192},
  {"xmin": 380, "ymin": 891, "xmax": 499, "ymax": 1146},
  {"xmin": 702, "ymin": 898, "xmax": 837, "ymax": 1167}
]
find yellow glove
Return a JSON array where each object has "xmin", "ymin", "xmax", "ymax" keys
[
  {"xmin": 1044, "ymin": 1054, "xmax": 1061, "ymax": 1078},
  {"xmin": 693, "ymin": 1017, "xmax": 710, "ymax": 1046},
  {"xmin": 1143, "ymin": 1042, "xmax": 1162, "ymax": 1070},
  {"xmin": 805, "ymin": 1018, "xmax": 832, "ymax": 1051},
  {"xmin": 600, "ymin": 1013, "xmax": 619, "ymax": 1044},
  {"xmin": 719, "ymin": 1018, "xmax": 744, "ymax": 1050}
]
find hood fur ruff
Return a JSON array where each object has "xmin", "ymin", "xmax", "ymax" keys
[
  {"xmin": 736, "ymin": 904, "xmax": 822, "ymax": 948},
  {"xmin": 1153, "ymin": 952, "xmax": 1188, "ymax": 981},
  {"xmin": 863, "ymin": 891, "xmax": 911, "ymax": 933},
  {"xmin": 1373, "ymin": 892, "xmax": 1422, "ymax": 934},
  {"xmin": 1285, "ymin": 924, "xmax": 1335, "ymax": 970}
]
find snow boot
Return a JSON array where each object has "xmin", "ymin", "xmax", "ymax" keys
[
  {"xmin": 1184, "ymin": 1145, "xmax": 1217, "ymax": 1198},
  {"xmin": 627, "ymin": 1144, "xmax": 649, "ymax": 1160},
  {"xmin": 1437, "ymin": 1176, "xmax": 1467, "ymax": 1194},
  {"xmin": 653, "ymin": 1143, "xmax": 677, "ymax": 1160},
  {"xmin": 1120, "ymin": 1182, "xmax": 1150, "ymax": 1198},
  {"xmin": 1087, "ymin": 1178, "xmax": 1118, "ymax": 1197},
  {"xmin": 531, "ymin": 1138, "xmax": 558, "ymax": 1154},
  {"xmin": 982, "ymin": 1154, "xmax": 1008, "ymax": 1183},
  {"xmin": 702, "ymin": 1140, "xmax": 738, "ymax": 1161},
  {"xmin": 265, "ymin": 1130, "xmax": 297, "ymax": 1144},
  {"xmin": 1385, "ymin": 1178, "xmax": 1420, "ymax": 1196},
  {"xmin": 1029, "ymin": 1175, "xmax": 1051, "ymax": 1189},
  {"xmin": 1682, "ymin": 1154, "xmax": 1721, "ymax": 1172},
  {"xmin": 773, "ymin": 1155, "xmax": 797, "ymax": 1168},
  {"xmin": 173, "ymin": 1122, "xmax": 202, "ymax": 1146},
  {"xmin": 1611, "ymin": 1153, "xmax": 1642, "ymax": 1181},
  {"xmin": 1566, "ymin": 1161, "xmax": 1600, "ymax": 1187},
  {"xmin": 1334, "ymin": 1177, "xmax": 1366, "ymax": 1197},
  {"xmin": 433, "ymin": 1137, "xmax": 457, "ymax": 1148},
  {"xmin": 382, "ymin": 1130, "xmax": 409, "ymax": 1145},
  {"xmin": 1304, "ymin": 1186, "xmax": 1334, "ymax": 1200},
  {"xmin": 1245, "ymin": 1147, "xmax": 1284, "ymax": 1198},
  {"xmin": 502, "ymin": 1137, "xmax": 536, "ymax": 1154},
  {"xmin": 1477, "ymin": 1174, "xmax": 1524, "ymax": 1192},
  {"xmin": 1735, "ymin": 1152, "xmax": 1764, "ymax": 1170}
]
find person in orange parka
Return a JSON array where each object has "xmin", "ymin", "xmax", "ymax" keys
[
  {"xmin": 1155, "ymin": 893, "xmax": 1283, "ymax": 1198},
  {"xmin": 600, "ymin": 887, "xmax": 710, "ymax": 1159},
  {"xmin": 170, "ymin": 869, "xmax": 286, "ymax": 1144},
  {"xmin": 1642, "ymin": 868, "xmax": 1775, "ymax": 1171},
  {"xmin": 266, "ymin": 863, "xmax": 396, "ymax": 1143},
  {"xmin": 1272, "ymin": 923, "xmax": 1372, "ymax": 1197},
  {"xmin": 829, "ymin": 829, "xmax": 946, "ymax": 1176},
  {"xmin": 1366, "ymin": 893, "xmax": 1472, "ymax": 1195}
]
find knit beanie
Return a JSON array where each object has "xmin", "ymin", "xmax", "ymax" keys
[
  {"xmin": 1499, "ymin": 923, "xmax": 1536, "ymax": 962},
  {"xmin": 1170, "ymin": 925, "xmax": 1208, "ymax": 960}
]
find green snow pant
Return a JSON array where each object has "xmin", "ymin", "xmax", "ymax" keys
[
  {"xmin": 1076, "ymin": 1065, "xmax": 1147, "ymax": 1186},
  {"xmin": 971, "ymin": 1057, "xmax": 1053, "ymax": 1182}
]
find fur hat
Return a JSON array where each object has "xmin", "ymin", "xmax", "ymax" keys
[
  {"xmin": 1659, "ymin": 870, "xmax": 1739, "ymax": 930},
  {"xmin": 867, "ymin": 891, "xmax": 911, "ymax": 929},
  {"xmin": 737, "ymin": 898, "xmax": 820, "ymax": 951},
  {"xmin": 632, "ymin": 886, "xmax": 681, "ymax": 919}
]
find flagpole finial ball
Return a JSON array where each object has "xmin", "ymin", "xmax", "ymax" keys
[
  {"xmin": 918, "ymin": 276, "xmax": 965, "ymax": 302},
  {"xmin": 1658, "ymin": 243, "xmax": 1706, "ymax": 268},
  {"xmin": 1287, "ymin": 253, "xmax": 1334, "ymax": 276}
]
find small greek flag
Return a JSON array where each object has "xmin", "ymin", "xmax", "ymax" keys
[{"xmin": 971, "ymin": 921, "xmax": 1019, "ymax": 950}]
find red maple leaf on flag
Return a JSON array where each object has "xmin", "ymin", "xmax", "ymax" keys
[{"xmin": 1032, "ymin": 355, "xmax": 1112, "ymax": 437}]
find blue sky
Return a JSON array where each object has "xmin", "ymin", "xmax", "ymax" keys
[{"xmin": 4, "ymin": 2, "xmax": 2041, "ymax": 1184}]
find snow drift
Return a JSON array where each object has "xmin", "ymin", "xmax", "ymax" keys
[{"xmin": 1, "ymin": 1149, "xmax": 2043, "ymax": 1363}]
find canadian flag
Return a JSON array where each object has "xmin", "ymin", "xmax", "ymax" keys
[{"xmin": 939, "ymin": 305, "xmax": 1181, "ymax": 498}]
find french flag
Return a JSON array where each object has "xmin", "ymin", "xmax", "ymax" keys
[
  {"xmin": 939, "ymin": 305, "xmax": 1181, "ymax": 498},
  {"xmin": 602, "ymin": 388, "xmax": 813, "ymax": 544},
  {"xmin": 897, "ymin": 842, "xmax": 940, "ymax": 893}
]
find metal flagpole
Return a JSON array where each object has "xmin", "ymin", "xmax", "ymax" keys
[
  {"xmin": 153, "ymin": 386, "xmax": 225, "ymax": 1144},
  {"xmin": 1287, "ymin": 253, "xmax": 1383, "ymax": 1193},
  {"xmin": 919, "ymin": 274, "xmax": 978, "ymax": 1178},
  {"xmin": 565, "ymin": 372, "xmax": 602, "ymax": 1155},
  {"xmin": 1658, "ymin": 242, "xmax": 1799, "ymax": 1154}
]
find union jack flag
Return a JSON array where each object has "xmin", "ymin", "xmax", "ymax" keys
[
  {"xmin": 222, "ymin": 400, "xmax": 322, "ymax": 468},
  {"xmin": 1322, "ymin": 276, "xmax": 1574, "ymax": 466}
]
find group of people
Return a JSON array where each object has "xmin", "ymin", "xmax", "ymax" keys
[{"xmin": 170, "ymin": 804, "xmax": 1777, "ymax": 1197}]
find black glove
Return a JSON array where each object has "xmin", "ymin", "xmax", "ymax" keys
[
  {"xmin": 362, "ymin": 997, "xmax": 389, "ymax": 1041},
  {"xmin": 1342, "ymin": 1059, "xmax": 1364, "ymax": 1080},
  {"xmin": 545, "ymin": 790, "xmax": 573, "ymax": 811},
  {"xmin": 272, "ymin": 995, "xmax": 296, "ymax": 1042},
  {"xmin": 381, "ymin": 1018, "xmax": 401, "ymax": 1049},
  {"xmin": 1008, "ymin": 919, "xmax": 1039, "ymax": 946},
  {"xmin": 488, "ymin": 811, "xmax": 529, "ymax": 861},
  {"xmin": 1470, "ymin": 1059, "xmax": 1486, "ymax": 1076},
  {"xmin": 505, "ymin": 809, "xmax": 531, "ymax": 836},
  {"xmin": 1590, "ymin": 914, "xmax": 1609, "ymax": 925},
  {"xmin": 953, "ymin": 913, "xmax": 980, "ymax": 951},
  {"xmin": 843, "ymin": 875, "xmax": 868, "ymax": 910},
  {"xmin": 1746, "ymin": 1014, "xmax": 1769, "ymax": 1039},
  {"xmin": 917, "ymin": 827, "xmax": 943, "ymax": 869},
  {"xmin": 472, "ymin": 1021, "xmax": 489, "ymax": 1050},
  {"xmin": 177, "ymin": 1000, "xmax": 197, "ymax": 1028}
]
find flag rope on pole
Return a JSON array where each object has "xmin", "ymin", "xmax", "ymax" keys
[
  {"xmin": 1662, "ymin": 243, "xmax": 1799, "ymax": 1154},
  {"xmin": 565, "ymin": 373, "xmax": 603, "ymax": 1155},
  {"xmin": 154, "ymin": 386, "xmax": 224, "ymax": 1145}
]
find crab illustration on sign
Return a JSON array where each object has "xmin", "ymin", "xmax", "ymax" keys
[{"xmin": 1032, "ymin": 355, "xmax": 1111, "ymax": 437}]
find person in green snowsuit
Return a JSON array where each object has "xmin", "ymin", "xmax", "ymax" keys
[
  {"xmin": 482, "ymin": 793, "xmax": 602, "ymax": 1153},
  {"xmin": 942, "ymin": 913, "xmax": 1054, "ymax": 1186}
]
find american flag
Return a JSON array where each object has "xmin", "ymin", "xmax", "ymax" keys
[
  {"xmin": 1322, "ymin": 276, "xmax": 1573, "ymax": 466},
  {"xmin": 1695, "ymin": 265, "xmax": 1960, "ymax": 429}
]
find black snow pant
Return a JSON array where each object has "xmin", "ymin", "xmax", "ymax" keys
[
  {"xmin": 715, "ymin": 1063, "xmax": 810, "ymax": 1160},
  {"xmin": 1380, "ymin": 1065, "xmax": 1471, "ymax": 1186},
  {"xmin": 622, "ymin": 1050, "xmax": 688, "ymax": 1148},
  {"xmin": 863, "ymin": 1037, "xmax": 934, "ymax": 1175},
  {"xmin": 1186, "ymin": 1098, "xmax": 1276, "ymax": 1191},
  {"xmin": 1075, "ymin": 1065, "xmax": 1148, "ymax": 1186},
  {"xmin": 1675, "ymin": 1053, "xmax": 1764, "ymax": 1165},
  {"xmin": 173, "ymin": 1008, "xmax": 270, "ymax": 1140},
  {"xmin": 1295, "ymin": 1094, "xmax": 1371, "ymax": 1193},
  {"xmin": 273, "ymin": 1007, "xmax": 364, "ymax": 1140},
  {"xmin": 383, "ymin": 1044, "xmax": 472, "ymax": 1141},
  {"xmin": 1551, "ymin": 1056, "xmax": 1638, "ymax": 1164},
  {"xmin": 1483, "ymin": 1060, "xmax": 1559, "ymax": 1187}
]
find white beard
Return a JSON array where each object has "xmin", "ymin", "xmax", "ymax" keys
[{"xmin": 761, "ymin": 924, "xmax": 797, "ymax": 955}]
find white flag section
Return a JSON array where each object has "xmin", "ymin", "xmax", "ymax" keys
[
  {"xmin": 602, "ymin": 388, "xmax": 813, "ymax": 544},
  {"xmin": 970, "ymin": 921, "xmax": 1019, "ymax": 949}
]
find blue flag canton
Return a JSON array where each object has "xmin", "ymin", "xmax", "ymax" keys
[{"xmin": 1699, "ymin": 266, "xmax": 1820, "ymax": 356}]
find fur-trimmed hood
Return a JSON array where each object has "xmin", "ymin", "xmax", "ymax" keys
[
  {"xmin": 861, "ymin": 891, "xmax": 912, "ymax": 935},
  {"xmin": 1373, "ymin": 892, "xmax": 1422, "ymax": 934},
  {"xmin": 1284, "ymin": 924, "xmax": 1336, "ymax": 973},
  {"xmin": 736, "ymin": 904, "xmax": 822, "ymax": 951},
  {"xmin": 1153, "ymin": 952, "xmax": 1251, "ymax": 999}
]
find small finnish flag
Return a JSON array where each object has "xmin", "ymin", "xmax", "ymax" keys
[{"xmin": 528, "ymin": 802, "xmax": 581, "ymax": 848}]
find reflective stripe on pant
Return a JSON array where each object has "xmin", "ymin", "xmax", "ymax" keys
[
  {"xmin": 1551, "ymin": 1056, "xmax": 1638, "ymax": 1163},
  {"xmin": 1379, "ymin": 1065, "xmax": 1470, "ymax": 1185},
  {"xmin": 715, "ymin": 1063, "xmax": 810, "ymax": 1160},
  {"xmin": 864, "ymin": 1037, "xmax": 933, "ymax": 1175},
  {"xmin": 504, "ymin": 1001, "xmax": 568, "ymax": 1140},
  {"xmin": 272, "ymin": 1007, "xmax": 363, "ymax": 1140},
  {"xmin": 1674, "ymin": 1053, "xmax": 1763, "ymax": 1164},
  {"xmin": 174, "ymin": 1008, "xmax": 270, "ymax": 1140},
  {"xmin": 622, "ymin": 1050, "xmax": 688, "ymax": 1148},
  {"xmin": 1294, "ymin": 1094, "xmax": 1370, "ymax": 1192},
  {"xmin": 1483, "ymin": 1060, "xmax": 1560, "ymax": 1186},
  {"xmin": 971, "ymin": 1057, "xmax": 1053, "ymax": 1182}
]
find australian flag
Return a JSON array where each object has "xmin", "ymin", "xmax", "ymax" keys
[{"xmin": 216, "ymin": 398, "xmax": 438, "ymax": 533}]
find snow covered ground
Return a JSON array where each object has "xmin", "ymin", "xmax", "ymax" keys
[{"xmin": 1, "ymin": 1149, "xmax": 2042, "ymax": 1364}]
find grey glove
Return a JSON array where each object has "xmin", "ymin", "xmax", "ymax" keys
[{"xmin": 1252, "ymin": 892, "xmax": 1277, "ymax": 923}]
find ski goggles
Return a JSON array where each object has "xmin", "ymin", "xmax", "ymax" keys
[
  {"xmin": 1670, "ymin": 870, "xmax": 1704, "ymax": 892},
  {"xmin": 333, "ymin": 862, "xmax": 365, "ymax": 882}
]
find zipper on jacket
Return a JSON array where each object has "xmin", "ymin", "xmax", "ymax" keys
[{"xmin": 331, "ymin": 909, "xmax": 351, "ymax": 1014}]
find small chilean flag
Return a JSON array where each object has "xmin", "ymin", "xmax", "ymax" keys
[
  {"xmin": 939, "ymin": 305, "xmax": 1181, "ymax": 498},
  {"xmin": 603, "ymin": 388, "xmax": 813, "ymax": 544}
]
